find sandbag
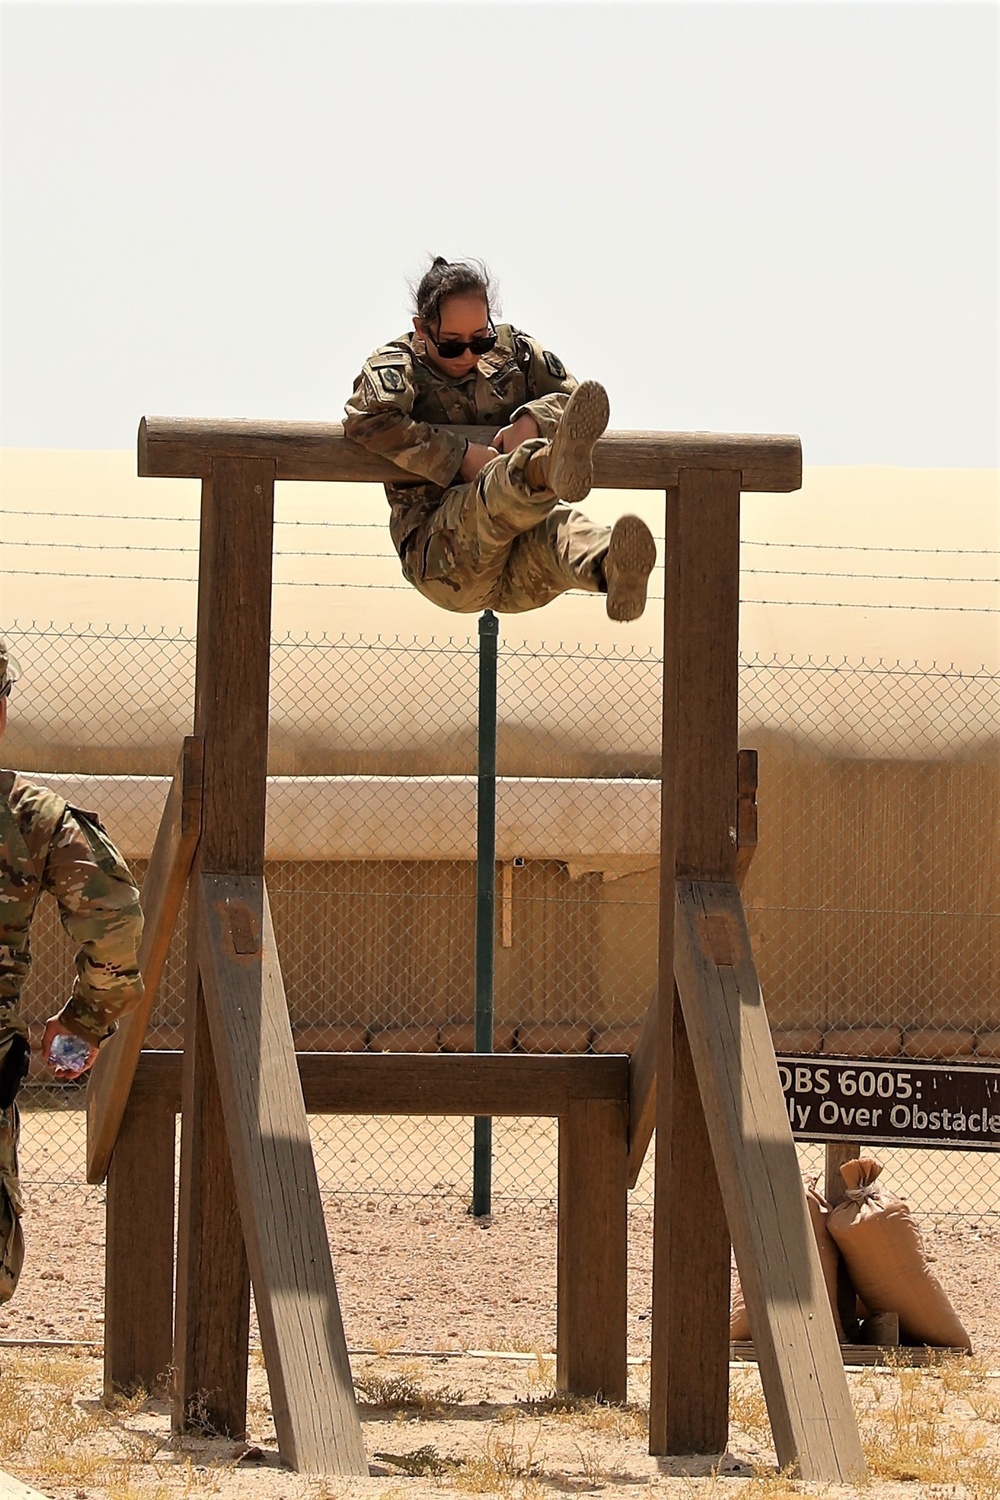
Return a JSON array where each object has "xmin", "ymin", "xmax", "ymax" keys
[
  {"xmin": 730, "ymin": 1175, "xmax": 846, "ymax": 1341},
  {"xmin": 827, "ymin": 1157, "xmax": 971, "ymax": 1352}
]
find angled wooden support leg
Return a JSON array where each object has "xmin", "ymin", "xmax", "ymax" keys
[
  {"xmin": 104, "ymin": 1089, "xmax": 175, "ymax": 1397},
  {"xmin": 87, "ymin": 735, "xmax": 203, "ymax": 1183},
  {"xmin": 674, "ymin": 879, "xmax": 866, "ymax": 1482},
  {"xmin": 627, "ymin": 751, "xmax": 759, "ymax": 1189},
  {"xmin": 557, "ymin": 1097, "xmax": 628, "ymax": 1403},
  {"xmin": 197, "ymin": 872, "xmax": 366, "ymax": 1475}
]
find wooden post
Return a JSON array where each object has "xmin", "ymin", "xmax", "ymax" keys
[
  {"xmin": 649, "ymin": 471, "xmax": 738, "ymax": 1457},
  {"xmin": 556, "ymin": 1097, "xmax": 628, "ymax": 1403},
  {"xmin": 104, "ymin": 1091, "xmax": 175, "ymax": 1396},
  {"xmin": 172, "ymin": 458, "xmax": 273, "ymax": 1440}
]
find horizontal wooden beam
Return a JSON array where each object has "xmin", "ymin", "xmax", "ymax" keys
[
  {"xmin": 129, "ymin": 1048, "xmax": 629, "ymax": 1116},
  {"xmin": 139, "ymin": 417, "xmax": 802, "ymax": 494},
  {"xmin": 86, "ymin": 736, "xmax": 203, "ymax": 1183}
]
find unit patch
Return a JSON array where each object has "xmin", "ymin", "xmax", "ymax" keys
[
  {"xmin": 542, "ymin": 351, "xmax": 567, "ymax": 379},
  {"xmin": 377, "ymin": 366, "xmax": 405, "ymax": 393}
]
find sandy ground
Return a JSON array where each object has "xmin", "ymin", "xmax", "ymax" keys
[
  {"xmin": 1, "ymin": 1154, "xmax": 998, "ymax": 1498},
  {"xmin": 1, "ymin": 1340, "xmax": 999, "ymax": 1500},
  {"xmin": 1, "ymin": 1188, "xmax": 998, "ymax": 1364}
]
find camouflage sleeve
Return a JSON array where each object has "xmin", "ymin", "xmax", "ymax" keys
[
  {"xmin": 344, "ymin": 347, "xmax": 468, "ymax": 487},
  {"xmin": 41, "ymin": 807, "xmax": 144, "ymax": 1044},
  {"xmin": 510, "ymin": 334, "xmax": 579, "ymax": 437}
]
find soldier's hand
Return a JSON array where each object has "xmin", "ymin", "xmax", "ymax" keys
[
  {"xmin": 493, "ymin": 413, "xmax": 540, "ymax": 454},
  {"xmin": 41, "ymin": 1018, "xmax": 99, "ymax": 1081},
  {"xmin": 459, "ymin": 443, "xmax": 499, "ymax": 482}
]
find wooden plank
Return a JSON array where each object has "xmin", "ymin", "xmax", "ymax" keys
[
  {"xmin": 628, "ymin": 748, "xmax": 759, "ymax": 1188},
  {"xmin": 173, "ymin": 457, "xmax": 274, "ymax": 1443},
  {"xmin": 732, "ymin": 1341, "xmax": 965, "ymax": 1368},
  {"xmin": 139, "ymin": 417, "xmax": 803, "ymax": 493},
  {"xmin": 197, "ymin": 872, "xmax": 367, "ymax": 1475},
  {"xmin": 649, "ymin": 469, "xmax": 739, "ymax": 1459},
  {"xmin": 557, "ymin": 1097, "xmax": 628, "ymax": 1403},
  {"xmin": 127, "ymin": 1048, "xmax": 629, "ymax": 1117},
  {"xmin": 86, "ymin": 735, "xmax": 203, "ymax": 1183},
  {"xmin": 173, "ymin": 924, "xmax": 251, "ymax": 1440},
  {"xmin": 104, "ymin": 1093, "xmax": 175, "ymax": 1397},
  {"xmin": 673, "ymin": 878, "xmax": 866, "ymax": 1482}
]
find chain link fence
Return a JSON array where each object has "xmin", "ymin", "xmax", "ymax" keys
[{"xmin": 5, "ymin": 621, "xmax": 999, "ymax": 1217}]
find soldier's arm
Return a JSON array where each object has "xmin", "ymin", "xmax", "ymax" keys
[
  {"xmin": 510, "ymin": 334, "xmax": 579, "ymax": 437},
  {"xmin": 344, "ymin": 349, "xmax": 467, "ymax": 487},
  {"xmin": 41, "ymin": 808, "xmax": 144, "ymax": 1045}
]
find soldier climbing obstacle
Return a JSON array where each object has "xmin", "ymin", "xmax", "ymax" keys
[
  {"xmin": 345, "ymin": 256, "xmax": 657, "ymax": 619},
  {"xmin": 0, "ymin": 639, "xmax": 144, "ymax": 1303}
]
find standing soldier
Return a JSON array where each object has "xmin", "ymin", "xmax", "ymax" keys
[
  {"xmin": 0, "ymin": 639, "xmax": 144, "ymax": 1303},
  {"xmin": 345, "ymin": 256, "xmax": 657, "ymax": 620}
]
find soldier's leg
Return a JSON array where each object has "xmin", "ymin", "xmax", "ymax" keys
[
  {"xmin": 494, "ymin": 505, "xmax": 609, "ymax": 613},
  {"xmin": 495, "ymin": 509, "xmax": 657, "ymax": 620},
  {"xmin": 400, "ymin": 446, "xmax": 562, "ymax": 614},
  {"xmin": 0, "ymin": 1103, "xmax": 25, "ymax": 1304}
]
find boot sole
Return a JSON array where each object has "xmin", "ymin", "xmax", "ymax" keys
[
  {"xmin": 547, "ymin": 381, "xmax": 610, "ymax": 505},
  {"xmin": 604, "ymin": 514, "xmax": 656, "ymax": 622}
]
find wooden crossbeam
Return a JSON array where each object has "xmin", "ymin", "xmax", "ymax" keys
[
  {"xmin": 673, "ymin": 878, "xmax": 866, "ymax": 1482},
  {"xmin": 86, "ymin": 735, "xmax": 203, "ymax": 1183},
  {"xmin": 139, "ymin": 417, "xmax": 802, "ymax": 493},
  {"xmin": 196, "ymin": 872, "xmax": 366, "ymax": 1476},
  {"xmin": 122, "ymin": 1049, "xmax": 629, "ymax": 1115},
  {"xmin": 627, "ymin": 748, "xmax": 758, "ymax": 1188}
]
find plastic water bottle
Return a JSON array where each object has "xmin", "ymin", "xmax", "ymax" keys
[{"xmin": 47, "ymin": 1032, "xmax": 92, "ymax": 1073}]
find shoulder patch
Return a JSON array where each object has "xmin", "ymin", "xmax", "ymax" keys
[
  {"xmin": 376, "ymin": 365, "xmax": 405, "ymax": 393},
  {"xmin": 542, "ymin": 351, "xmax": 567, "ymax": 379},
  {"xmin": 369, "ymin": 349, "xmax": 408, "ymax": 368}
]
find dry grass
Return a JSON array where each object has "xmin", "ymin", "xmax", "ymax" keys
[
  {"xmin": 354, "ymin": 1358, "xmax": 467, "ymax": 1413},
  {"xmin": 450, "ymin": 1413, "xmax": 544, "ymax": 1498},
  {"xmin": 857, "ymin": 1359, "xmax": 1000, "ymax": 1494}
]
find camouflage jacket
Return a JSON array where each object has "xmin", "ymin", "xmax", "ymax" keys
[
  {"xmin": 344, "ymin": 324, "xmax": 577, "ymax": 557},
  {"xmin": 0, "ymin": 771, "xmax": 144, "ymax": 1045}
]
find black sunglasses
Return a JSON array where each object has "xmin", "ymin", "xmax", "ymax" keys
[
  {"xmin": 425, "ymin": 321, "xmax": 497, "ymax": 360},
  {"xmin": 0, "ymin": 681, "xmax": 11, "ymax": 700}
]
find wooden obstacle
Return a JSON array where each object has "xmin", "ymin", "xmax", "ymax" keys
[{"xmin": 85, "ymin": 418, "xmax": 866, "ymax": 1481}]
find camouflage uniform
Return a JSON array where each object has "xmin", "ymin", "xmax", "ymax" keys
[
  {"xmin": 344, "ymin": 323, "xmax": 613, "ymax": 614},
  {"xmin": 0, "ymin": 768, "xmax": 144, "ymax": 1301}
]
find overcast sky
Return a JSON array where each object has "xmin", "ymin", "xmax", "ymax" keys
[{"xmin": 1, "ymin": 0, "xmax": 997, "ymax": 464}]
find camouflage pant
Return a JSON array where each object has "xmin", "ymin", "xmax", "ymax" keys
[
  {"xmin": 0, "ymin": 1105, "xmax": 24, "ymax": 1303},
  {"xmin": 400, "ymin": 439, "xmax": 610, "ymax": 615}
]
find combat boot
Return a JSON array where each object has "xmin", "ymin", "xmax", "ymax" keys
[
  {"xmin": 603, "ymin": 514, "xmax": 656, "ymax": 622},
  {"xmin": 526, "ymin": 381, "xmax": 610, "ymax": 504}
]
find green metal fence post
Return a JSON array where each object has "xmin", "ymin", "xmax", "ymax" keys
[{"xmin": 472, "ymin": 609, "xmax": 499, "ymax": 1216}]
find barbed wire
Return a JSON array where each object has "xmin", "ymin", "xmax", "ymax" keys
[
  {"xmin": 5, "ymin": 565, "xmax": 999, "ymax": 612},
  {"xmin": 3, "ymin": 507, "xmax": 997, "ymax": 557},
  {"xmin": 5, "ymin": 539, "xmax": 997, "ymax": 586}
]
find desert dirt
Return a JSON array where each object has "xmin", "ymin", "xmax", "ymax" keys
[{"xmin": 1, "ymin": 1182, "xmax": 998, "ymax": 1500}]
